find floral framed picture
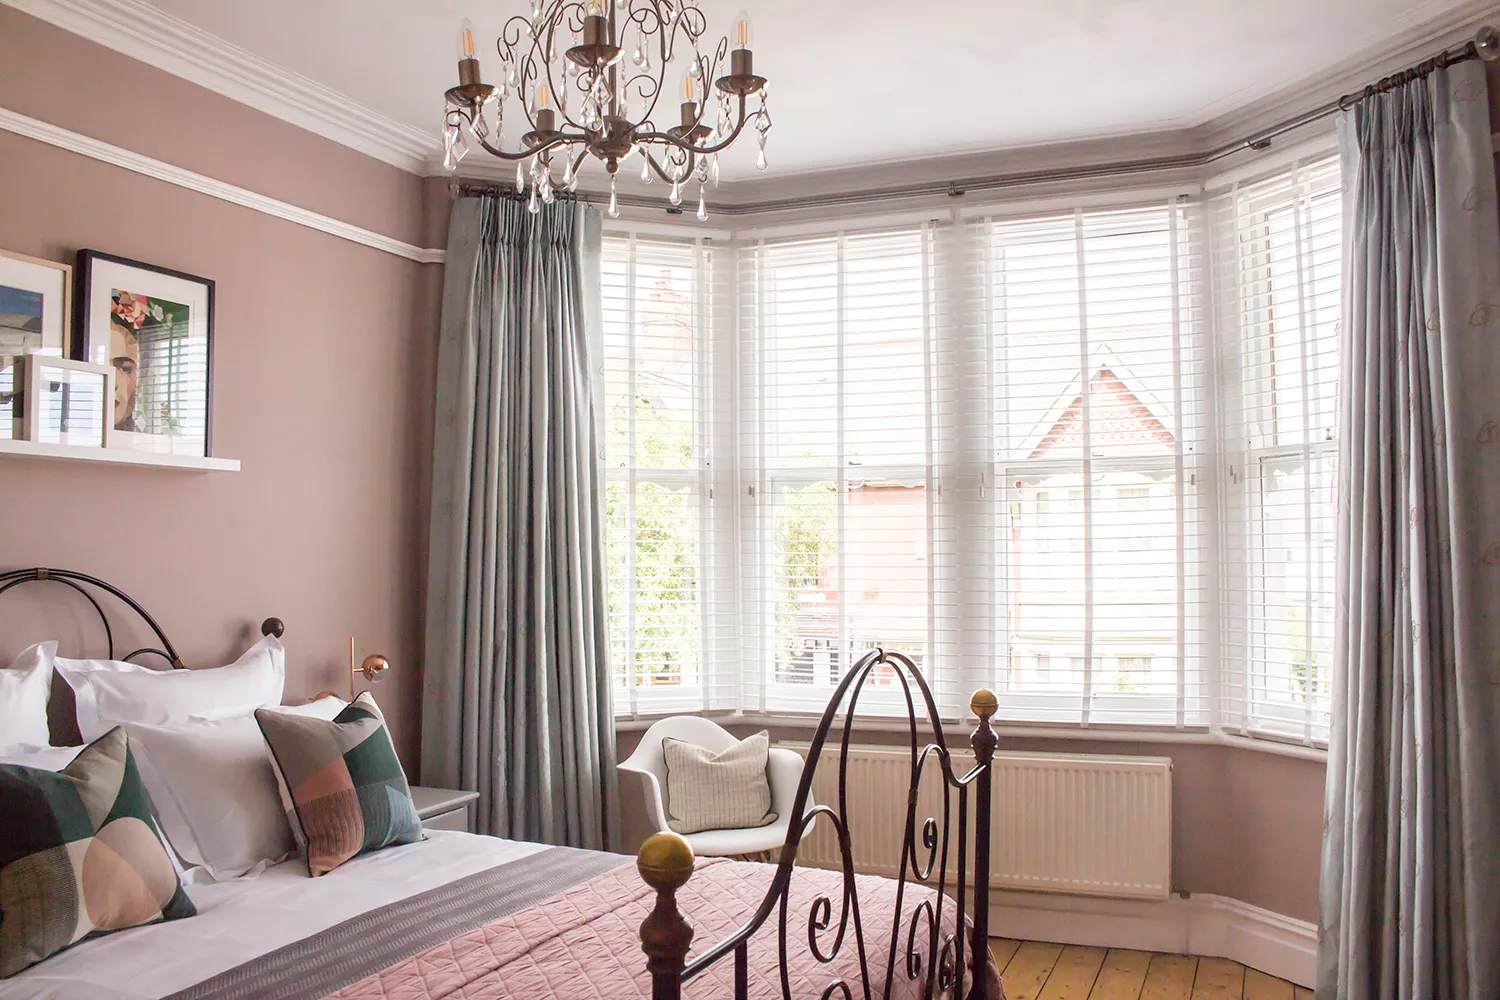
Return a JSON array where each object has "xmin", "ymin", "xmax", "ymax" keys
[{"xmin": 74, "ymin": 250, "xmax": 215, "ymax": 458}]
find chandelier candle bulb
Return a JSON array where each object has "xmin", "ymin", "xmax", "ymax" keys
[
  {"xmin": 534, "ymin": 84, "xmax": 557, "ymax": 133},
  {"xmin": 457, "ymin": 18, "xmax": 478, "ymax": 61}
]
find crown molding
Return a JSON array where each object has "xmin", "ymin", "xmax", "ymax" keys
[
  {"xmin": 1, "ymin": 0, "xmax": 440, "ymax": 175},
  {"xmin": 0, "ymin": 105, "xmax": 444, "ymax": 263},
  {"xmin": 5, "ymin": 0, "xmax": 1494, "ymax": 205},
  {"xmin": 1198, "ymin": 0, "xmax": 1499, "ymax": 149}
]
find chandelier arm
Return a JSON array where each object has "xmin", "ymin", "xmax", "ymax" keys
[
  {"xmin": 500, "ymin": 12, "xmax": 557, "ymax": 139},
  {"xmin": 473, "ymin": 130, "xmax": 581, "ymax": 162},
  {"xmin": 618, "ymin": 0, "xmax": 666, "ymax": 131},
  {"xmin": 540, "ymin": 5, "xmax": 585, "ymax": 129},
  {"xmin": 568, "ymin": 145, "xmax": 590, "ymax": 177},
  {"xmin": 660, "ymin": 2, "xmax": 707, "ymax": 67},
  {"xmin": 635, "ymin": 94, "xmax": 750, "ymax": 156},
  {"xmin": 623, "ymin": 71, "xmax": 661, "ymax": 127}
]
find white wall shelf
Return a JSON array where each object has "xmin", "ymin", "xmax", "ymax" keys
[{"xmin": 0, "ymin": 438, "xmax": 240, "ymax": 472}]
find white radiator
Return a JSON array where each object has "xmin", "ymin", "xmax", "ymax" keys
[{"xmin": 792, "ymin": 745, "xmax": 1172, "ymax": 901}]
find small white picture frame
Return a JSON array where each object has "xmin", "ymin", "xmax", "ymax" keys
[{"xmin": 23, "ymin": 354, "xmax": 114, "ymax": 449}]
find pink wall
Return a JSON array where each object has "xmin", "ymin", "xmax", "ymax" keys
[{"xmin": 0, "ymin": 6, "xmax": 439, "ymax": 764}]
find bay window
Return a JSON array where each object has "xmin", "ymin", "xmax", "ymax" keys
[{"xmin": 602, "ymin": 152, "xmax": 1342, "ymax": 749}]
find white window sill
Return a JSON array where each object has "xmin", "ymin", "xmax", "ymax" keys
[{"xmin": 614, "ymin": 711, "xmax": 1328, "ymax": 762}]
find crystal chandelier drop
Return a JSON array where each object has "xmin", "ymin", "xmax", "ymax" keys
[{"xmin": 442, "ymin": 0, "xmax": 770, "ymax": 220}]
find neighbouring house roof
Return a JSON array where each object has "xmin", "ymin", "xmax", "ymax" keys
[{"xmin": 1023, "ymin": 348, "xmax": 1177, "ymax": 460}]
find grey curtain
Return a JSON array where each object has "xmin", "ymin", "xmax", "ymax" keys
[
  {"xmin": 1319, "ymin": 59, "xmax": 1500, "ymax": 999},
  {"xmin": 421, "ymin": 194, "xmax": 619, "ymax": 851}
]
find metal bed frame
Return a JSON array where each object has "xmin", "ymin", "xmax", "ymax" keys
[
  {"xmin": 0, "ymin": 567, "xmax": 998, "ymax": 999},
  {"xmin": 635, "ymin": 648, "xmax": 1002, "ymax": 1000},
  {"xmin": 0, "ymin": 567, "xmax": 284, "ymax": 668}
]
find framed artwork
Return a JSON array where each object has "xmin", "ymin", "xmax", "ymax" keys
[
  {"xmin": 0, "ymin": 249, "xmax": 71, "ymax": 440},
  {"xmin": 22, "ymin": 355, "xmax": 114, "ymax": 448},
  {"xmin": 0, "ymin": 249, "xmax": 71, "ymax": 356},
  {"xmin": 75, "ymin": 250, "xmax": 214, "ymax": 457}
]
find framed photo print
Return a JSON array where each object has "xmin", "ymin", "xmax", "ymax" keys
[
  {"xmin": 0, "ymin": 249, "xmax": 70, "ymax": 356},
  {"xmin": 0, "ymin": 249, "xmax": 71, "ymax": 440},
  {"xmin": 75, "ymin": 250, "xmax": 214, "ymax": 457},
  {"xmin": 22, "ymin": 355, "xmax": 114, "ymax": 449}
]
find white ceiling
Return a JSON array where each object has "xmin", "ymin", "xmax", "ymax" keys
[{"xmin": 112, "ymin": 0, "xmax": 1498, "ymax": 179}]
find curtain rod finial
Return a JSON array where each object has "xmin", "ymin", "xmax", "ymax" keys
[{"xmin": 1475, "ymin": 25, "xmax": 1499, "ymax": 62}]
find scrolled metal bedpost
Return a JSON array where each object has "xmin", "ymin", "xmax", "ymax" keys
[
  {"xmin": 638, "ymin": 832, "xmax": 695, "ymax": 1000},
  {"xmin": 967, "ymin": 688, "xmax": 999, "ymax": 1000}
]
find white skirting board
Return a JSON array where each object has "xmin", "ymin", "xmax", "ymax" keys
[{"xmin": 984, "ymin": 889, "xmax": 1317, "ymax": 988}]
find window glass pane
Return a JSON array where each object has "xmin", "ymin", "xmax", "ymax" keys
[
  {"xmin": 990, "ymin": 204, "xmax": 1202, "ymax": 725},
  {"xmin": 771, "ymin": 482, "xmax": 839, "ymax": 685},
  {"xmin": 753, "ymin": 230, "xmax": 933, "ymax": 710},
  {"xmin": 1250, "ymin": 454, "xmax": 1335, "ymax": 731},
  {"xmin": 603, "ymin": 236, "xmax": 711, "ymax": 714},
  {"xmin": 1213, "ymin": 155, "xmax": 1341, "ymax": 743}
]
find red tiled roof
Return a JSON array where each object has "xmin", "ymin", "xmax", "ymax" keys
[{"xmin": 1029, "ymin": 368, "xmax": 1175, "ymax": 459}]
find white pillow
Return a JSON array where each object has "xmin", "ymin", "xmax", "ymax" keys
[
  {"xmin": 0, "ymin": 741, "xmax": 78, "ymax": 770},
  {"xmin": 56, "ymin": 635, "xmax": 286, "ymax": 742},
  {"xmin": 122, "ymin": 696, "xmax": 346, "ymax": 880},
  {"xmin": 0, "ymin": 642, "xmax": 56, "ymax": 750}
]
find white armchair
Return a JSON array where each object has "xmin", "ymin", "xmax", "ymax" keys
[{"xmin": 618, "ymin": 717, "xmax": 813, "ymax": 857}]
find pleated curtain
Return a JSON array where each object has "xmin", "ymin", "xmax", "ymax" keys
[
  {"xmin": 1319, "ymin": 59, "xmax": 1500, "ymax": 999},
  {"xmin": 421, "ymin": 193, "xmax": 619, "ymax": 851}
]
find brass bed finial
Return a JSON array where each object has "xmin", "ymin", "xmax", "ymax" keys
[
  {"xmin": 637, "ymin": 831, "xmax": 694, "ymax": 891},
  {"xmin": 637, "ymin": 832, "xmax": 695, "ymax": 1000}
]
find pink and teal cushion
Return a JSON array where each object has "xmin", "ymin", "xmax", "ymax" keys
[
  {"xmin": 255, "ymin": 692, "xmax": 422, "ymax": 877},
  {"xmin": 0, "ymin": 728, "xmax": 195, "ymax": 977}
]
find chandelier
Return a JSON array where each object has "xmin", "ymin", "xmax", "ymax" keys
[{"xmin": 442, "ymin": 1, "xmax": 770, "ymax": 220}]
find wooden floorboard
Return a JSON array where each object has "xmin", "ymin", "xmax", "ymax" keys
[
  {"xmin": 1001, "ymin": 940, "xmax": 1067, "ymax": 1000},
  {"xmin": 1191, "ymin": 956, "xmax": 1247, "ymax": 999},
  {"xmin": 1243, "ymin": 968, "xmax": 1294, "ymax": 1000},
  {"xmin": 1140, "ymin": 953, "xmax": 1199, "ymax": 1000},
  {"xmin": 987, "ymin": 939, "xmax": 1306, "ymax": 1000},
  {"xmin": 990, "ymin": 937, "xmax": 1023, "ymax": 973},
  {"xmin": 1036, "ymin": 945, "xmax": 1108, "ymax": 1000},
  {"xmin": 1089, "ymin": 949, "xmax": 1153, "ymax": 1000}
]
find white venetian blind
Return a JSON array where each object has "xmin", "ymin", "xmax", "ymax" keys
[
  {"xmin": 1211, "ymin": 154, "xmax": 1341, "ymax": 744},
  {"xmin": 984, "ymin": 200, "xmax": 1210, "ymax": 727},
  {"xmin": 601, "ymin": 232, "xmax": 734, "ymax": 716},
  {"xmin": 738, "ymin": 224, "xmax": 959, "ymax": 714}
]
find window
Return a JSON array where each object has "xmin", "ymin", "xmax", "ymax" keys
[
  {"xmin": 601, "ymin": 161, "xmax": 1343, "ymax": 747},
  {"xmin": 739, "ymin": 227, "xmax": 942, "ymax": 713},
  {"xmin": 986, "ymin": 203, "xmax": 1208, "ymax": 726},
  {"xmin": 1213, "ymin": 155, "xmax": 1342, "ymax": 743},
  {"xmin": 601, "ymin": 233, "xmax": 732, "ymax": 715}
]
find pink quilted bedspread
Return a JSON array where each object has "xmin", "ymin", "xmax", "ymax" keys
[{"xmin": 326, "ymin": 858, "xmax": 1000, "ymax": 1000}]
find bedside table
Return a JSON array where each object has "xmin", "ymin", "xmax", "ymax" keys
[{"xmin": 410, "ymin": 786, "xmax": 480, "ymax": 833}]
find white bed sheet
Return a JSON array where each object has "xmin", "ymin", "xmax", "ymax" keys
[{"xmin": 1, "ymin": 831, "xmax": 547, "ymax": 1000}]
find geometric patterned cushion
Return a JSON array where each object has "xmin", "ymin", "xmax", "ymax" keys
[
  {"xmin": 0, "ymin": 727, "xmax": 195, "ymax": 978},
  {"xmin": 255, "ymin": 692, "xmax": 422, "ymax": 877}
]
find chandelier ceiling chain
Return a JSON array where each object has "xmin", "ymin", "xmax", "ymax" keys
[{"xmin": 443, "ymin": 0, "xmax": 769, "ymax": 220}]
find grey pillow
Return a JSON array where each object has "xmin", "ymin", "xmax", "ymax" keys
[{"xmin": 661, "ymin": 730, "xmax": 778, "ymax": 834}]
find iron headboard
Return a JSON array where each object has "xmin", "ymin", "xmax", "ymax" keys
[{"xmin": 0, "ymin": 567, "xmax": 285, "ymax": 668}]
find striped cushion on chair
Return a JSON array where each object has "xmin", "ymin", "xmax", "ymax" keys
[{"xmin": 661, "ymin": 730, "xmax": 777, "ymax": 834}]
